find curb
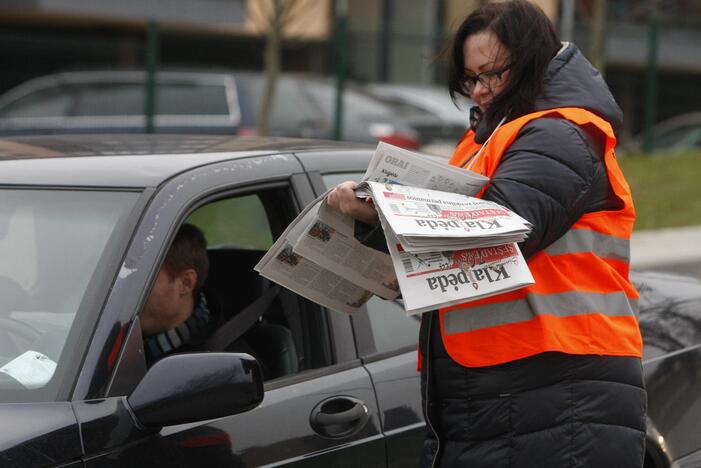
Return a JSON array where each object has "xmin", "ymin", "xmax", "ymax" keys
[{"xmin": 631, "ymin": 225, "xmax": 701, "ymax": 268}]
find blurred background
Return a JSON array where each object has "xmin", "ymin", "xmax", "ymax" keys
[{"xmin": 0, "ymin": 0, "xmax": 699, "ymax": 233}]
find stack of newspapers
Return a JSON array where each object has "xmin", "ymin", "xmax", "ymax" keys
[{"xmin": 255, "ymin": 142, "xmax": 535, "ymax": 315}]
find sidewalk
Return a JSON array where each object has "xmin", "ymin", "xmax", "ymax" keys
[{"xmin": 630, "ymin": 225, "xmax": 701, "ymax": 269}]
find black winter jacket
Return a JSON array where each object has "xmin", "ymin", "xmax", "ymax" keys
[{"xmin": 356, "ymin": 43, "xmax": 646, "ymax": 468}]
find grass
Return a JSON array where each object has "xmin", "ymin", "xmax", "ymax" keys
[{"xmin": 619, "ymin": 151, "xmax": 701, "ymax": 231}]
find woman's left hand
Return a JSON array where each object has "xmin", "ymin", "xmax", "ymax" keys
[{"xmin": 327, "ymin": 181, "xmax": 379, "ymax": 225}]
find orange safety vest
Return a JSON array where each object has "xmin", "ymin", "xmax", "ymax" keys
[{"xmin": 439, "ymin": 107, "xmax": 642, "ymax": 367}]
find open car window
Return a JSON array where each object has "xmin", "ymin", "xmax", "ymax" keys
[{"xmin": 139, "ymin": 186, "xmax": 336, "ymax": 383}]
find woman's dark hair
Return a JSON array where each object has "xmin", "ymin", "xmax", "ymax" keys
[{"xmin": 448, "ymin": 0, "xmax": 561, "ymax": 128}]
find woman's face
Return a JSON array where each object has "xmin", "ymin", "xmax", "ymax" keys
[{"xmin": 462, "ymin": 31, "xmax": 511, "ymax": 113}]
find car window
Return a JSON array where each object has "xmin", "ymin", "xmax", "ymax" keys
[
  {"xmin": 157, "ymin": 83, "xmax": 230, "ymax": 116},
  {"xmin": 321, "ymin": 172, "xmax": 420, "ymax": 355},
  {"xmin": 364, "ymin": 297, "xmax": 420, "ymax": 354},
  {"xmin": 306, "ymin": 83, "xmax": 394, "ymax": 119},
  {"xmin": 187, "ymin": 194, "xmax": 273, "ymax": 249},
  {"xmin": 73, "ymin": 82, "xmax": 229, "ymax": 116},
  {"xmin": 0, "ymin": 189, "xmax": 139, "ymax": 398},
  {"xmin": 373, "ymin": 96, "xmax": 436, "ymax": 119},
  {"xmin": 653, "ymin": 124, "xmax": 697, "ymax": 150},
  {"xmin": 321, "ymin": 172, "xmax": 364, "ymax": 188},
  {"xmin": 0, "ymin": 86, "xmax": 73, "ymax": 118},
  {"xmin": 239, "ymin": 77, "xmax": 324, "ymax": 134},
  {"xmin": 140, "ymin": 187, "xmax": 335, "ymax": 383}
]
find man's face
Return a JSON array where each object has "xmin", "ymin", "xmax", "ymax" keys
[{"xmin": 141, "ymin": 267, "xmax": 196, "ymax": 336}]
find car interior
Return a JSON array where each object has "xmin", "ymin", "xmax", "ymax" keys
[{"xmin": 144, "ymin": 187, "xmax": 334, "ymax": 382}]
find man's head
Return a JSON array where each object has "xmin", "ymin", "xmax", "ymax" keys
[{"xmin": 141, "ymin": 223, "xmax": 208, "ymax": 336}]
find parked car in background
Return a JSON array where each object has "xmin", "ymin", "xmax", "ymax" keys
[
  {"xmin": 0, "ymin": 134, "xmax": 699, "ymax": 467},
  {"xmin": 365, "ymin": 83, "xmax": 473, "ymax": 155},
  {"xmin": 622, "ymin": 111, "xmax": 701, "ymax": 154},
  {"xmin": 0, "ymin": 70, "xmax": 421, "ymax": 148}
]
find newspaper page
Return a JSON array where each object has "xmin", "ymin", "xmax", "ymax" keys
[
  {"xmin": 292, "ymin": 199, "xmax": 400, "ymax": 299},
  {"xmin": 382, "ymin": 226, "xmax": 534, "ymax": 315},
  {"xmin": 361, "ymin": 181, "xmax": 531, "ymax": 253},
  {"xmin": 254, "ymin": 193, "xmax": 374, "ymax": 314},
  {"xmin": 363, "ymin": 141, "xmax": 488, "ymax": 196},
  {"xmin": 256, "ymin": 240, "xmax": 373, "ymax": 314},
  {"xmin": 253, "ymin": 142, "xmax": 522, "ymax": 315}
]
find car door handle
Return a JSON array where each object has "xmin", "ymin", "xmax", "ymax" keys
[{"xmin": 310, "ymin": 396, "xmax": 370, "ymax": 438}]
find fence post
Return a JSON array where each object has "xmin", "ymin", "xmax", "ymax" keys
[
  {"xmin": 145, "ymin": 19, "xmax": 160, "ymax": 134},
  {"xmin": 333, "ymin": 0, "xmax": 348, "ymax": 141},
  {"xmin": 643, "ymin": 4, "xmax": 659, "ymax": 154}
]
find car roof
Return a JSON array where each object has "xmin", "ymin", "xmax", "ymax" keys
[{"xmin": 0, "ymin": 134, "xmax": 369, "ymax": 188}]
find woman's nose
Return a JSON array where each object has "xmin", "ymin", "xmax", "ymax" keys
[{"xmin": 471, "ymin": 80, "xmax": 490, "ymax": 100}]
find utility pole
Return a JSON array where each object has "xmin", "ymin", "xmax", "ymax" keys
[
  {"xmin": 643, "ymin": 0, "xmax": 660, "ymax": 153},
  {"xmin": 422, "ymin": 0, "xmax": 438, "ymax": 84},
  {"xmin": 333, "ymin": 0, "xmax": 348, "ymax": 141}
]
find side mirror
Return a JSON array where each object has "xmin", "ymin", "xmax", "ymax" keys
[{"xmin": 127, "ymin": 353, "xmax": 263, "ymax": 427}]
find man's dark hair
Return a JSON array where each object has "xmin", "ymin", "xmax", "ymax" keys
[
  {"xmin": 448, "ymin": 0, "xmax": 561, "ymax": 129},
  {"xmin": 162, "ymin": 223, "xmax": 208, "ymax": 299}
]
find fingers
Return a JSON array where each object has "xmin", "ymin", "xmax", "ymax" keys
[
  {"xmin": 327, "ymin": 181, "xmax": 357, "ymax": 209},
  {"xmin": 327, "ymin": 181, "xmax": 379, "ymax": 225}
]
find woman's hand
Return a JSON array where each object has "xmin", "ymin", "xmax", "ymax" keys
[{"xmin": 327, "ymin": 181, "xmax": 379, "ymax": 225}]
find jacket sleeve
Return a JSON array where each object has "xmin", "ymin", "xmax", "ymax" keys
[{"xmin": 481, "ymin": 117, "xmax": 609, "ymax": 259}]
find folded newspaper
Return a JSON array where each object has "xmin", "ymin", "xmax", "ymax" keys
[
  {"xmin": 356, "ymin": 181, "xmax": 532, "ymax": 253},
  {"xmin": 255, "ymin": 142, "xmax": 534, "ymax": 315}
]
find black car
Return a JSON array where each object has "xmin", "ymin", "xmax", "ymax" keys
[{"xmin": 0, "ymin": 134, "xmax": 699, "ymax": 467}]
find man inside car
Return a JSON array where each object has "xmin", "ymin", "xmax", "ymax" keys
[{"xmin": 140, "ymin": 223, "xmax": 214, "ymax": 365}]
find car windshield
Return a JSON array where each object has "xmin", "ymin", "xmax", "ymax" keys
[{"xmin": 0, "ymin": 189, "xmax": 138, "ymax": 400}]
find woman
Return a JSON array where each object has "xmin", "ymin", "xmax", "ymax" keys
[{"xmin": 328, "ymin": 1, "xmax": 646, "ymax": 467}]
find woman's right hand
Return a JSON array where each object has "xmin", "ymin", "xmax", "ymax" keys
[{"xmin": 327, "ymin": 181, "xmax": 379, "ymax": 225}]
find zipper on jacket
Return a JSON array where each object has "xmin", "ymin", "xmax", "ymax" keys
[{"xmin": 424, "ymin": 311, "xmax": 440, "ymax": 468}]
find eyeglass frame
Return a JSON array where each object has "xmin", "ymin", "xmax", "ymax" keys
[{"xmin": 462, "ymin": 64, "xmax": 511, "ymax": 93}]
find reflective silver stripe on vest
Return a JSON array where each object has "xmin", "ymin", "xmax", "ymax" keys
[
  {"xmin": 443, "ymin": 291, "xmax": 639, "ymax": 335},
  {"xmin": 545, "ymin": 229, "xmax": 630, "ymax": 262}
]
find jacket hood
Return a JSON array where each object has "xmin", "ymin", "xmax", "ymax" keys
[
  {"xmin": 534, "ymin": 42, "xmax": 623, "ymax": 131},
  {"xmin": 473, "ymin": 42, "xmax": 623, "ymax": 142}
]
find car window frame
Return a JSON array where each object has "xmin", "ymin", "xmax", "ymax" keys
[
  {"xmin": 70, "ymin": 153, "xmax": 305, "ymax": 400},
  {"xmin": 99, "ymin": 158, "xmax": 357, "ymax": 399}
]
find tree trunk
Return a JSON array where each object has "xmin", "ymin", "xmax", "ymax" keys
[{"xmin": 258, "ymin": 0, "xmax": 282, "ymax": 136}]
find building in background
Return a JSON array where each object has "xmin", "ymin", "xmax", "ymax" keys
[
  {"xmin": 0, "ymin": 0, "xmax": 332, "ymax": 92},
  {"xmin": 345, "ymin": 0, "xmax": 701, "ymax": 137},
  {"xmin": 0, "ymin": 0, "xmax": 699, "ymax": 138}
]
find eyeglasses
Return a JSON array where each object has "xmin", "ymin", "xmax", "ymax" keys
[{"xmin": 462, "ymin": 65, "xmax": 511, "ymax": 93}]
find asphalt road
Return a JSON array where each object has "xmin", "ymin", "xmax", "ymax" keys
[{"xmin": 637, "ymin": 261, "xmax": 701, "ymax": 281}]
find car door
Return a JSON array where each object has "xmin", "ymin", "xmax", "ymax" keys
[
  {"xmin": 302, "ymin": 153, "xmax": 427, "ymax": 467},
  {"xmin": 637, "ymin": 272, "xmax": 701, "ymax": 466},
  {"xmin": 72, "ymin": 152, "xmax": 386, "ymax": 467}
]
